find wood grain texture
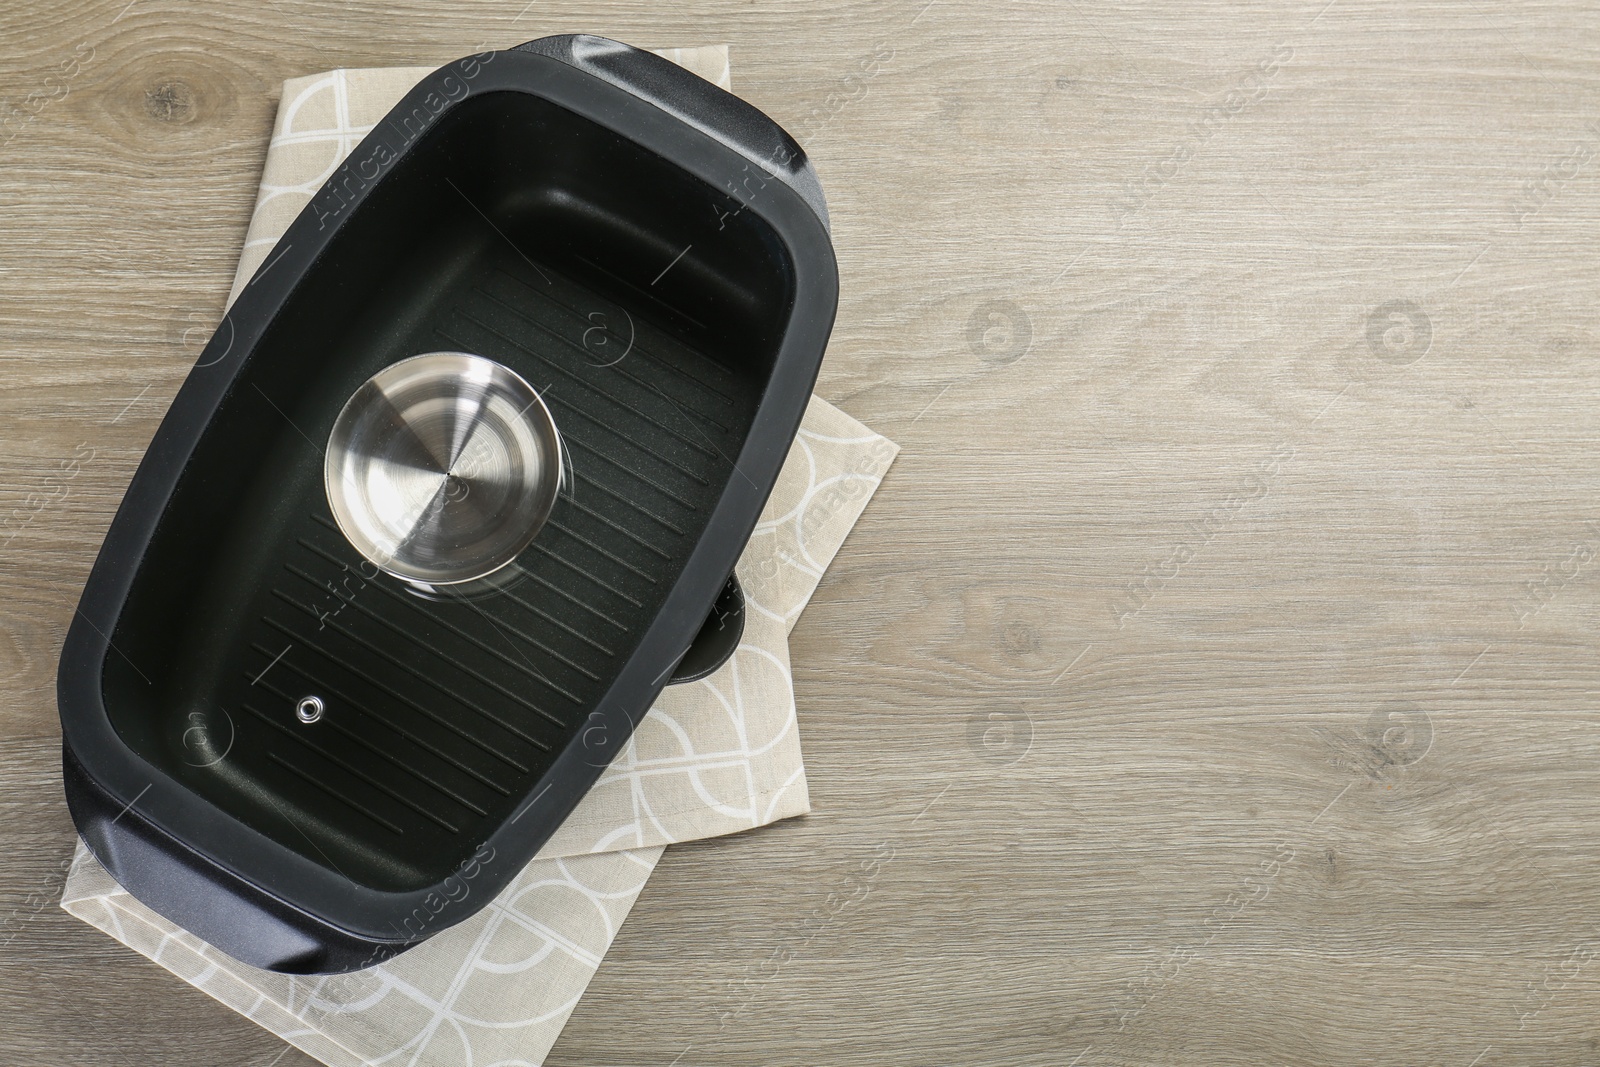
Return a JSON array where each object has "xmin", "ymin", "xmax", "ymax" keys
[{"xmin": 4, "ymin": 0, "xmax": 1600, "ymax": 1063}]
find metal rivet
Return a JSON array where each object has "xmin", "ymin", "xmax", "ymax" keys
[{"xmin": 296, "ymin": 696, "xmax": 325, "ymax": 723}]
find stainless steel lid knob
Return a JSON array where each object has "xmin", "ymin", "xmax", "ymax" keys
[{"xmin": 325, "ymin": 352, "xmax": 562, "ymax": 585}]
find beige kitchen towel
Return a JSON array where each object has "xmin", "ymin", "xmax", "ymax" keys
[{"xmin": 61, "ymin": 45, "xmax": 898, "ymax": 1067}]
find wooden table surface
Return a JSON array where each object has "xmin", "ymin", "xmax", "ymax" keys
[{"xmin": 6, "ymin": 1, "xmax": 1600, "ymax": 1063}]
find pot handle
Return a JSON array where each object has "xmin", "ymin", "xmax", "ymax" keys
[{"xmin": 513, "ymin": 34, "xmax": 830, "ymax": 232}]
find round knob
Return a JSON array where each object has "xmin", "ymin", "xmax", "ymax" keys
[{"xmin": 325, "ymin": 352, "xmax": 562, "ymax": 585}]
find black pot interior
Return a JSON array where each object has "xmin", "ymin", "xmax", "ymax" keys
[{"xmin": 102, "ymin": 88, "xmax": 796, "ymax": 892}]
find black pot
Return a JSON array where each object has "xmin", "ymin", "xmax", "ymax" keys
[{"xmin": 57, "ymin": 35, "xmax": 836, "ymax": 974}]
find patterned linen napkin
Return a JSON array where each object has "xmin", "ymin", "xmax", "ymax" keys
[{"xmin": 60, "ymin": 46, "xmax": 897, "ymax": 1067}]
